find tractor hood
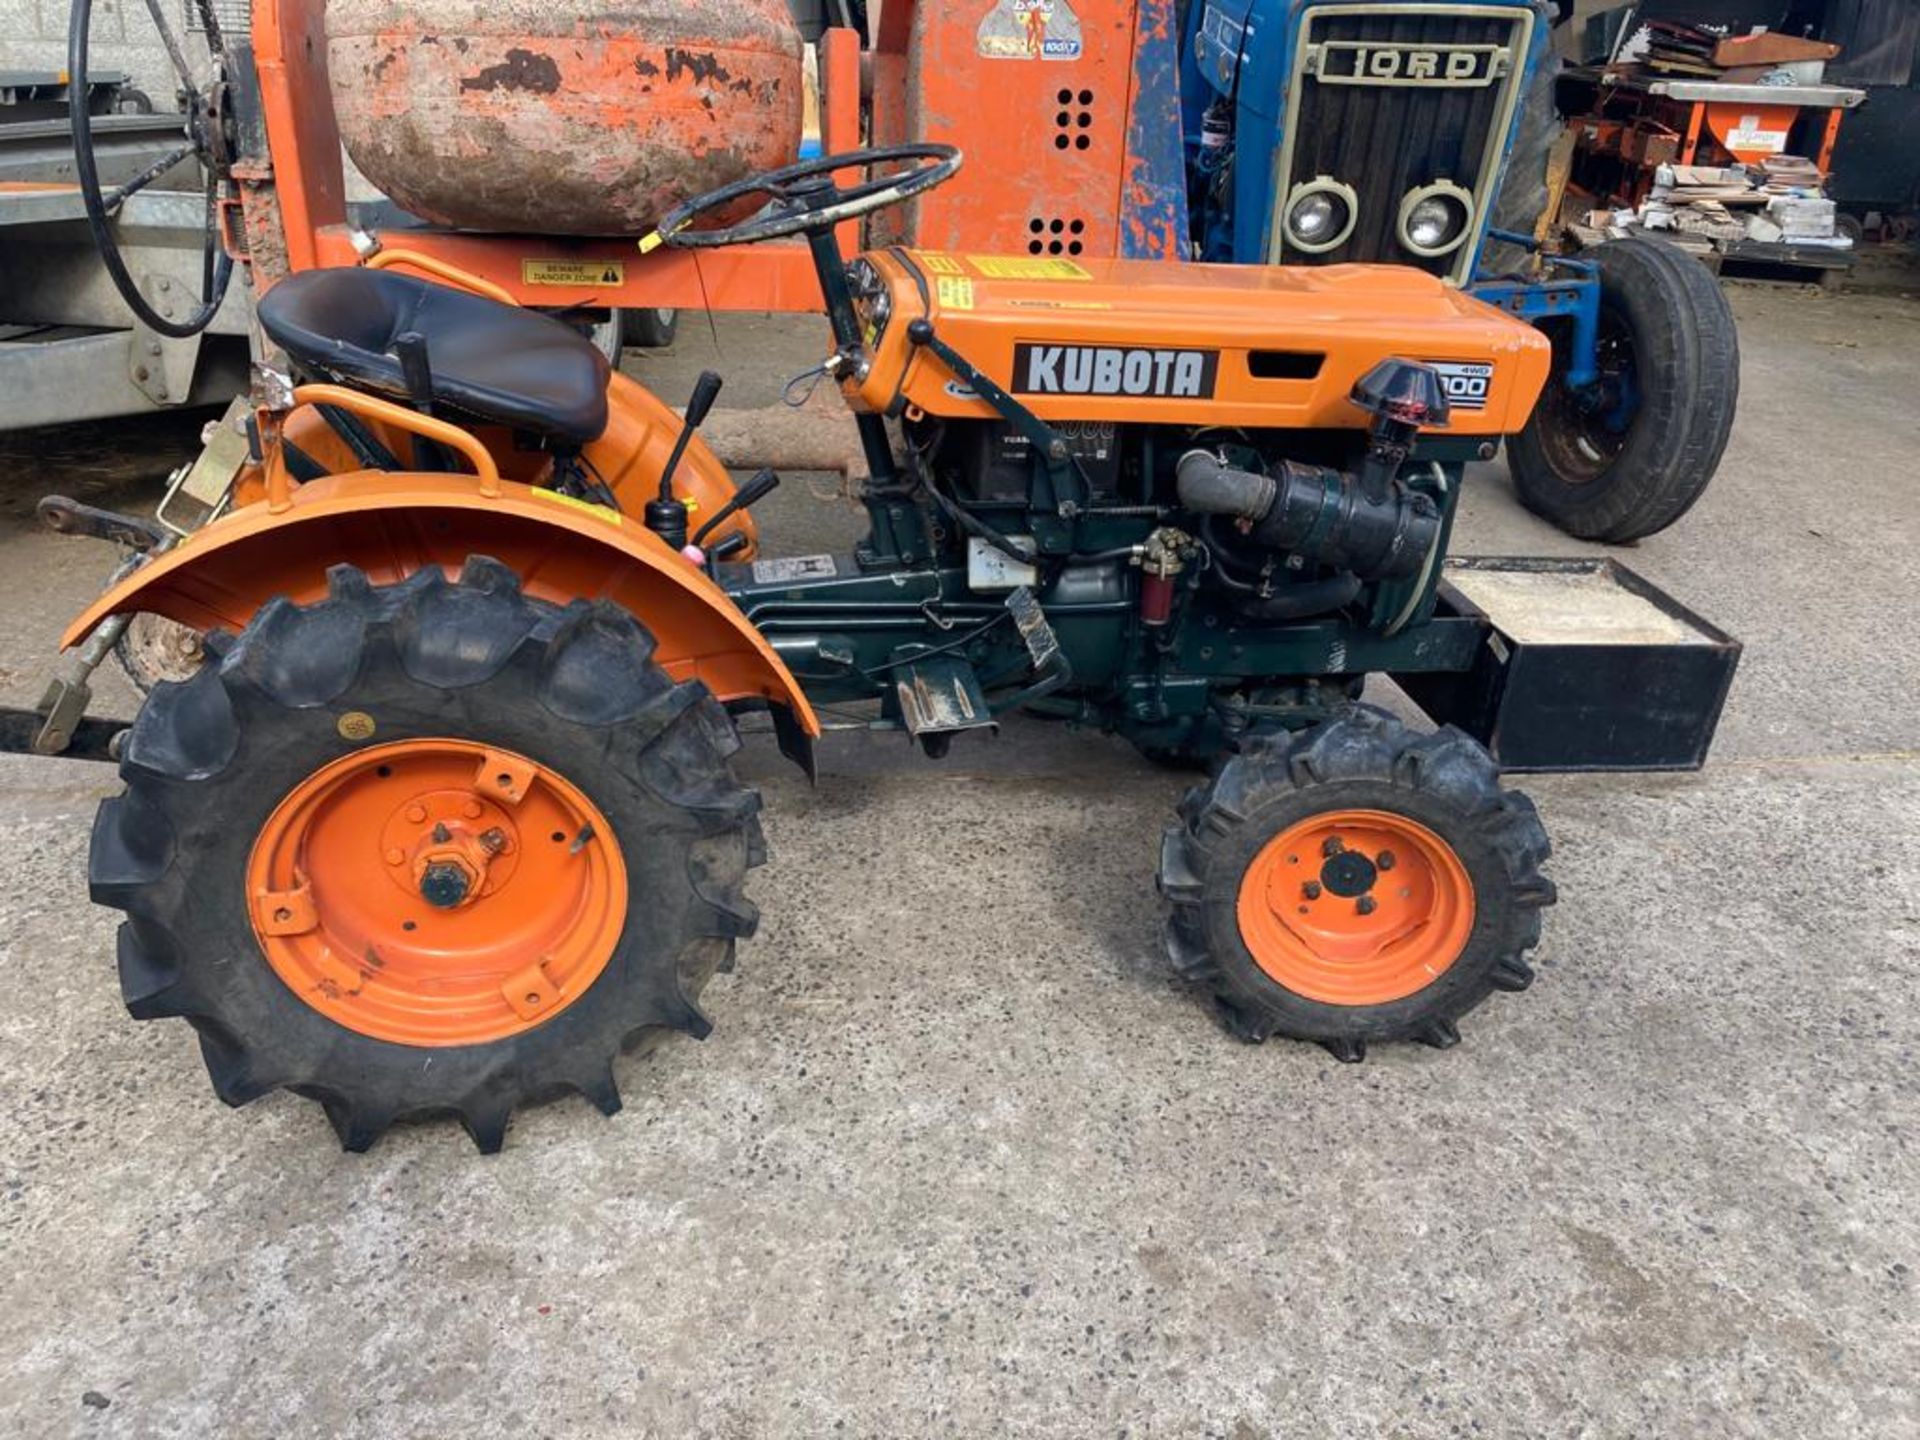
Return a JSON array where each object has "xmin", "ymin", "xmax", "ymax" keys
[{"xmin": 845, "ymin": 249, "xmax": 1551, "ymax": 436}]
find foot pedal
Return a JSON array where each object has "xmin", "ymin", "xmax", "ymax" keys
[
  {"xmin": 1005, "ymin": 586, "xmax": 1061, "ymax": 671},
  {"xmin": 894, "ymin": 654, "xmax": 997, "ymax": 744}
]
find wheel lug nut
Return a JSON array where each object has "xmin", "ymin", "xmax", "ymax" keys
[
  {"xmin": 1302, "ymin": 880, "xmax": 1322, "ymax": 900},
  {"xmin": 385, "ymin": 847, "xmax": 406, "ymax": 866},
  {"xmin": 405, "ymin": 803, "xmax": 427, "ymax": 824},
  {"xmin": 1356, "ymin": 896, "xmax": 1377, "ymax": 916},
  {"xmin": 1377, "ymin": 851, "xmax": 1396, "ymax": 871},
  {"xmin": 463, "ymin": 800, "xmax": 483, "ymax": 819},
  {"xmin": 1322, "ymin": 836, "xmax": 1345, "ymax": 857}
]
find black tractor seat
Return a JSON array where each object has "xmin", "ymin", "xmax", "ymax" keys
[{"xmin": 255, "ymin": 267, "xmax": 612, "ymax": 446}]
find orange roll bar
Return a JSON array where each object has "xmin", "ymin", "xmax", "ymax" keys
[
  {"xmin": 364, "ymin": 249, "xmax": 518, "ymax": 305},
  {"xmin": 275, "ymin": 384, "xmax": 503, "ymax": 509}
]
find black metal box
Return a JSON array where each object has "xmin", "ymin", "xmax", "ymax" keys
[{"xmin": 1395, "ymin": 558, "xmax": 1741, "ymax": 773}]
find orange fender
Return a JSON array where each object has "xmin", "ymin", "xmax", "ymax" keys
[{"xmin": 62, "ymin": 471, "xmax": 818, "ymax": 743}]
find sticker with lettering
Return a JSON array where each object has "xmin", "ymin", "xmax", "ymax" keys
[
  {"xmin": 1011, "ymin": 344, "xmax": 1218, "ymax": 398},
  {"xmin": 976, "ymin": 0, "xmax": 1083, "ymax": 60},
  {"xmin": 967, "ymin": 255, "xmax": 1093, "ymax": 281}
]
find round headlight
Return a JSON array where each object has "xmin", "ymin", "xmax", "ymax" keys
[
  {"xmin": 1397, "ymin": 181, "xmax": 1474, "ymax": 258},
  {"xmin": 1283, "ymin": 177, "xmax": 1359, "ymax": 255}
]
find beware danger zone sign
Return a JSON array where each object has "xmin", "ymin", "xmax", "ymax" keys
[{"xmin": 523, "ymin": 259, "xmax": 625, "ymax": 287}]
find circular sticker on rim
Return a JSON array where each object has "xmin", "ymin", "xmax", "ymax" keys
[{"xmin": 336, "ymin": 711, "xmax": 377, "ymax": 741}]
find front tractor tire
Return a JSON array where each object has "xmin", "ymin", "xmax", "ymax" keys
[
  {"xmin": 1158, "ymin": 709, "xmax": 1554, "ymax": 1061},
  {"xmin": 89, "ymin": 558, "xmax": 766, "ymax": 1153},
  {"xmin": 1507, "ymin": 236, "xmax": 1740, "ymax": 544}
]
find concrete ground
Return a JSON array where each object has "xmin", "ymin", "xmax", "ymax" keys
[{"xmin": 0, "ymin": 284, "xmax": 1915, "ymax": 1438}]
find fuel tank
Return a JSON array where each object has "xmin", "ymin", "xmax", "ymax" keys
[{"xmin": 326, "ymin": 0, "xmax": 803, "ymax": 236}]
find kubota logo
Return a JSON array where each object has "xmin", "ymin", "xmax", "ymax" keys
[{"xmin": 1013, "ymin": 344, "xmax": 1219, "ymax": 398}]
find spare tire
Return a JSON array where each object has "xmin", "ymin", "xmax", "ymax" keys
[{"xmin": 1506, "ymin": 237, "xmax": 1740, "ymax": 543}]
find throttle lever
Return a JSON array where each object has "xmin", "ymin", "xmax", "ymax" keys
[{"xmin": 693, "ymin": 466, "xmax": 780, "ymax": 549}]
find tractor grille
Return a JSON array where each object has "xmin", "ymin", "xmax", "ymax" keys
[{"xmin": 1273, "ymin": 5, "xmax": 1533, "ymax": 283}]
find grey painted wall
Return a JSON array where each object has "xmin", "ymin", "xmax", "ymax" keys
[{"xmin": 0, "ymin": 0, "xmax": 216, "ymax": 101}]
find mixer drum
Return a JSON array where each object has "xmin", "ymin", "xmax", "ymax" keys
[{"xmin": 327, "ymin": 0, "xmax": 803, "ymax": 235}]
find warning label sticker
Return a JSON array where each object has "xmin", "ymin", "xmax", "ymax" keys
[
  {"xmin": 523, "ymin": 259, "xmax": 625, "ymax": 287},
  {"xmin": 1005, "ymin": 297, "xmax": 1112, "ymax": 310},
  {"xmin": 936, "ymin": 276, "xmax": 976, "ymax": 309},
  {"xmin": 530, "ymin": 488, "xmax": 623, "ymax": 525},
  {"xmin": 967, "ymin": 255, "xmax": 1093, "ymax": 281},
  {"xmin": 751, "ymin": 554, "xmax": 838, "ymax": 585},
  {"xmin": 918, "ymin": 253, "xmax": 967, "ymax": 276}
]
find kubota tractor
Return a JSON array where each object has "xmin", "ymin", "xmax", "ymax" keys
[{"xmin": 34, "ymin": 146, "xmax": 1739, "ymax": 1151}]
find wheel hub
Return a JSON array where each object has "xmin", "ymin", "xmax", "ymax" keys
[
  {"xmin": 1318, "ymin": 845, "xmax": 1378, "ymax": 898},
  {"xmin": 246, "ymin": 738, "xmax": 627, "ymax": 1046},
  {"xmin": 1236, "ymin": 809, "xmax": 1475, "ymax": 1006}
]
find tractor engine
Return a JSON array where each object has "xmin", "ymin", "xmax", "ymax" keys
[
  {"xmin": 843, "ymin": 247, "xmax": 1549, "ymax": 629},
  {"xmin": 910, "ymin": 409, "xmax": 1444, "ymax": 624}
]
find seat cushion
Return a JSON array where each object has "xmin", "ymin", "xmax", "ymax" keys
[{"xmin": 256, "ymin": 268, "xmax": 611, "ymax": 445}]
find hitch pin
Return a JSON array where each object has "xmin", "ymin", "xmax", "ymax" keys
[{"xmin": 569, "ymin": 822, "xmax": 597, "ymax": 855}]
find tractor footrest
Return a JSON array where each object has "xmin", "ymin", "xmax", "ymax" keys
[{"xmin": 894, "ymin": 654, "xmax": 998, "ymax": 740}]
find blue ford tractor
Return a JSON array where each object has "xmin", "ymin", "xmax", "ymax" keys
[{"xmin": 1181, "ymin": 0, "xmax": 1741, "ymax": 543}]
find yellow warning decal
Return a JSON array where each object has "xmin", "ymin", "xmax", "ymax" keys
[
  {"xmin": 523, "ymin": 259, "xmax": 625, "ymax": 287},
  {"xmin": 918, "ymin": 253, "xmax": 967, "ymax": 276},
  {"xmin": 1005, "ymin": 297, "xmax": 1113, "ymax": 311},
  {"xmin": 530, "ymin": 488, "xmax": 623, "ymax": 525},
  {"xmin": 935, "ymin": 276, "xmax": 976, "ymax": 310},
  {"xmin": 967, "ymin": 255, "xmax": 1093, "ymax": 281}
]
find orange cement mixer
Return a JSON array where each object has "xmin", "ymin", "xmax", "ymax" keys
[{"xmin": 326, "ymin": 0, "xmax": 804, "ymax": 235}]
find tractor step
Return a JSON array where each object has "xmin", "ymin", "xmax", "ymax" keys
[{"xmin": 894, "ymin": 654, "xmax": 997, "ymax": 741}]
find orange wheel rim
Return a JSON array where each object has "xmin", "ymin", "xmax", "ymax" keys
[
  {"xmin": 246, "ymin": 739, "xmax": 627, "ymax": 1047},
  {"xmin": 1236, "ymin": 809, "xmax": 1474, "ymax": 1006}
]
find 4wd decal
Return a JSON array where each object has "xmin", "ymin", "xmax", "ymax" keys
[
  {"xmin": 1013, "ymin": 345, "xmax": 1219, "ymax": 398},
  {"xmin": 1431, "ymin": 361, "xmax": 1493, "ymax": 411}
]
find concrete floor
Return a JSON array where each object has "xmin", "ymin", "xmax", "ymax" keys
[{"xmin": 0, "ymin": 284, "xmax": 1916, "ymax": 1438}]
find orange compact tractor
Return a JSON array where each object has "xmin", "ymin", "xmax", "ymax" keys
[{"xmin": 26, "ymin": 141, "xmax": 1741, "ymax": 1151}]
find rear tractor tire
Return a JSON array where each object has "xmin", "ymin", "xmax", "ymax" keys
[
  {"xmin": 1157, "ymin": 708, "xmax": 1554, "ymax": 1061},
  {"xmin": 89, "ymin": 557, "xmax": 766, "ymax": 1152}
]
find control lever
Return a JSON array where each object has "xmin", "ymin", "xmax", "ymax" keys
[
  {"xmin": 647, "ymin": 369, "xmax": 724, "ymax": 550},
  {"xmin": 657, "ymin": 369, "xmax": 723, "ymax": 503},
  {"xmin": 692, "ymin": 467, "xmax": 780, "ymax": 550}
]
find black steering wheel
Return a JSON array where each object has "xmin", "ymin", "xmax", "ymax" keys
[
  {"xmin": 650, "ymin": 144, "xmax": 962, "ymax": 250},
  {"xmin": 68, "ymin": 0, "xmax": 235, "ymax": 338}
]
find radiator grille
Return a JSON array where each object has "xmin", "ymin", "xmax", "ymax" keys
[{"xmin": 1273, "ymin": 5, "xmax": 1531, "ymax": 282}]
